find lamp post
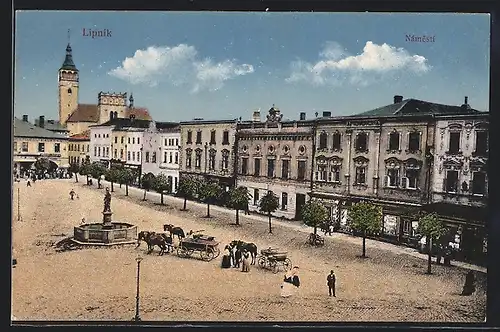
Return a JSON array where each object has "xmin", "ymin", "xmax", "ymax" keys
[
  {"xmin": 17, "ymin": 187, "xmax": 20, "ymax": 221},
  {"xmin": 133, "ymin": 255, "xmax": 143, "ymax": 321}
]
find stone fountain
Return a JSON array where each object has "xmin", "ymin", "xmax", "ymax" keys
[{"xmin": 72, "ymin": 187, "xmax": 137, "ymax": 246}]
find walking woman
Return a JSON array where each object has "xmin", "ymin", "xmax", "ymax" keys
[{"xmin": 281, "ymin": 266, "xmax": 300, "ymax": 297}]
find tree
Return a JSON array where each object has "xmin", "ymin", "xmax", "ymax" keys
[
  {"xmin": 228, "ymin": 186, "xmax": 252, "ymax": 225},
  {"xmin": 79, "ymin": 160, "xmax": 92, "ymax": 184},
  {"xmin": 198, "ymin": 181, "xmax": 223, "ymax": 218},
  {"xmin": 120, "ymin": 168, "xmax": 135, "ymax": 196},
  {"xmin": 68, "ymin": 163, "xmax": 80, "ymax": 183},
  {"xmin": 301, "ymin": 199, "xmax": 329, "ymax": 235},
  {"xmin": 90, "ymin": 162, "xmax": 107, "ymax": 188},
  {"xmin": 347, "ymin": 201, "xmax": 382, "ymax": 258},
  {"xmin": 177, "ymin": 176, "xmax": 198, "ymax": 211},
  {"xmin": 141, "ymin": 172, "xmax": 156, "ymax": 201},
  {"xmin": 416, "ymin": 212, "xmax": 447, "ymax": 274},
  {"xmin": 259, "ymin": 191, "xmax": 279, "ymax": 234},
  {"xmin": 153, "ymin": 173, "xmax": 170, "ymax": 205},
  {"xmin": 33, "ymin": 157, "xmax": 52, "ymax": 174},
  {"xmin": 105, "ymin": 167, "xmax": 120, "ymax": 192}
]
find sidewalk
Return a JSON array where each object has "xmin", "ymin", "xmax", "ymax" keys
[{"xmin": 86, "ymin": 178, "xmax": 487, "ymax": 274}]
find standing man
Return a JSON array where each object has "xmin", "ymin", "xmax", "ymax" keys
[{"xmin": 327, "ymin": 270, "xmax": 336, "ymax": 297}]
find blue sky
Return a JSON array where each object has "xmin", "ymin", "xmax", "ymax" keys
[{"xmin": 14, "ymin": 11, "xmax": 490, "ymax": 122}]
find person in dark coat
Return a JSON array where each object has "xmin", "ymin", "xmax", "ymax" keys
[
  {"xmin": 327, "ymin": 270, "xmax": 336, "ymax": 297},
  {"xmin": 221, "ymin": 245, "xmax": 232, "ymax": 268},
  {"xmin": 461, "ymin": 271, "xmax": 476, "ymax": 296},
  {"xmin": 234, "ymin": 247, "xmax": 242, "ymax": 268}
]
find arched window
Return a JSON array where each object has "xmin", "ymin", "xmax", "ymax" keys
[{"xmin": 68, "ymin": 88, "xmax": 72, "ymax": 94}]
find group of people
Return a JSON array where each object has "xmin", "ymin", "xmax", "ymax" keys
[{"xmin": 221, "ymin": 244, "xmax": 251, "ymax": 272}]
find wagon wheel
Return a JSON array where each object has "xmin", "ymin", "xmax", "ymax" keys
[
  {"xmin": 258, "ymin": 256, "xmax": 266, "ymax": 268},
  {"xmin": 270, "ymin": 260, "xmax": 280, "ymax": 274},
  {"xmin": 177, "ymin": 246, "xmax": 188, "ymax": 258},
  {"xmin": 283, "ymin": 258, "xmax": 292, "ymax": 271},
  {"xmin": 317, "ymin": 237, "xmax": 325, "ymax": 246},
  {"xmin": 200, "ymin": 247, "xmax": 215, "ymax": 261},
  {"xmin": 186, "ymin": 248, "xmax": 195, "ymax": 256}
]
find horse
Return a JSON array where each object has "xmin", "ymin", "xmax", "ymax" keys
[
  {"xmin": 230, "ymin": 240, "xmax": 258, "ymax": 265},
  {"xmin": 144, "ymin": 233, "xmax": 169, "ymax": 256},
  {"xmin": 163, "ymin": 224, "xmax": 186, "ymax": 240},
  {"xmin": 157, "ymin": 232, "xmax": 175, "ymax": 253},
  {"xmin": 137, "ymin": 231, "xmax": 156, "ymax": 251}
]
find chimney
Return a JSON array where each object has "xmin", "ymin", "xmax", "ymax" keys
[
  {"xmin": 322, "ymin": 111, "xmax": 332, "ymax": 117},
  {"xmin": 252, "ymin": 111, "xmax": 261, "ymax": 122},
  {"xmin": 22, "ymin": 115, "xmax": 28, "ymax": 122},
  {"xmin": 39, "ymin": 116, "xmax": 45, "ymax": 128},
  {"xmin": 299, "ymin": 112, "xmax": 306, "ymax": 121},
  {"xmin": 394, "ymin": 95, "xmax": 403, "ymax": 104},
  {"xmin": 464, "ymin": 96, "xmax": 468, "ymax": 105}
]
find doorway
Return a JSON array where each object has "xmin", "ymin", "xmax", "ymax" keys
[{"xmin": 295, "ymin": 193, "xmax": 306, "ymax": 220}]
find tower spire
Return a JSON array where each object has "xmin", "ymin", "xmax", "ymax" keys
[
  {"xmin": 67, "ymin": 28, "xmax": 70, "ymax": 44},
  {"xmin": 60, "ymin": 30, "xmax": 78, "ymax": 71}
]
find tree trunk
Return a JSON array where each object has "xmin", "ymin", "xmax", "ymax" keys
[
  {"xmin": 126, "ymin": 184, "xmax": 129, "ymax": 196},
  {"xmin": 86, "ymin": 175, "xmax": 89, "ymax": 184},
  {"xmin": 143, "ymin": 190, "xmax": 147, "ymax": 201},
  {"xmin": 207, "ymin": 203, "xmax": 211, "ymax": 218},
  {"xmin": 268, "ymin": 213, "xmax": 272, "ymax": 234},
  {"xmin": 120, "ymin": 183, "xmax": 122, "ymax": 188},
  {"xmin": 427, "ymin": 237, "xmax": 433, "ymax": 274},
  {"xmin": 362, "ymin": 235, "xmax": 366, "ymax": 258},
  {"xmin": 75, "ymin": 173, "xmax": 79, "ymax": 183},
  {"xmin": 111, "ymin": 181, "xmax": 114, "ymax": 192},
  {"xmin": 161, "ymin": 192, "xmax": 164, "ymax": 205},
  {"xmin": 314, "ymin": 226, "xmax": 317, "ymax": 235},
  {"xmin": 98, "ymin": 179, "xmax": 101, "ymax": 189},
  {"xmin": 183, "ymin": 198, "xmax": 187, "ymax": 211},
  {"xmin": 235, "ymin": 209, "xmax": 240, "ymax": 225}
]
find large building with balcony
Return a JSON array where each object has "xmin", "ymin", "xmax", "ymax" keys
[
  {"xmin": 236, "ymin": 106, "xmax": 314, "ymax": 219},
  {"xmin": 179, "ymin": 119, "xmax": 238, "ymax": 190},
  {"xmin": 13, "ymin": 115, "xmax": 69, "ymax": 174}
]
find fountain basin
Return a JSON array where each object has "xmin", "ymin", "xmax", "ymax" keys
[{"xmin": 74, "ymin": 222, "xmax": 137, "ymax": 246}]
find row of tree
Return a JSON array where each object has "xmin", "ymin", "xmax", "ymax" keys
[{"xmin": 70, "ymin": 163, "xmax": 446, "ymax": 274}]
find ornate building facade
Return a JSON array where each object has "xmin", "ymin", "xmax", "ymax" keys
[
  {"xmin": 237, "ymin": 106, "xmax": 314, "ymax": 219},
  {"xmin": 179, "ymin": 119, "xmax": 238, "ymax": 190}
]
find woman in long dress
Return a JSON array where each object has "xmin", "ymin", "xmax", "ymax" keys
[
  {"xmin": 221, "ymin": 245, "xmax": 232, "ymax": 268},
  {"xmin": 241, "ymin": 249, "xmax": 250, "ymax": 272},
  {"xmin": 281, "ymin": 266, "xmax": 300, "ymax": 297}
]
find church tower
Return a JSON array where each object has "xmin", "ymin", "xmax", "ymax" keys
[{"xmin": 58, "ymin": 41, "xmax": 79, "ymax": 125}]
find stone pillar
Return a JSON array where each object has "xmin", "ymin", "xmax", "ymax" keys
[{"xmin": 102, "ymin": 211, "xmax": 113, "ymax": 228}]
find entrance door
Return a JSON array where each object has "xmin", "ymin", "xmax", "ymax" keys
[
  {"xmin": 167, "ymin": 176, "xmax": 173, "ymax": 193},
  {"xmin": 295, "ymin": 194, "xmax": 306, "ymax": 220}
]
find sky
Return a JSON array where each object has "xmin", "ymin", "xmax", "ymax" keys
[{"xmin": 14, "ymin": 11, "xmax": 490, "ymax": 122}]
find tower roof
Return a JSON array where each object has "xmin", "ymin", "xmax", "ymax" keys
[{"xmin": 60, "ymin": 43, "xmax": 78, "ymax": 71}]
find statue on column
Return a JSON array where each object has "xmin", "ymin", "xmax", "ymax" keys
[{"xmin": 103, "ymin": 187, "xmax": 112, "ymax": 213}]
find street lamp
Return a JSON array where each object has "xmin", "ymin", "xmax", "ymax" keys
[{"xmin": 133, "ymin": 255, "xmax": 143, "ymax": 322}]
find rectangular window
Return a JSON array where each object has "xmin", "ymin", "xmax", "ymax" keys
[
  {"xmin": 138, "ymin": 153, "xmax": 140, "ymax": 163},
  {"xmin": 253, "ymin": 189, "xmax": 260, "ymax": 205},
  {"xmin": 331, "ymin": 165, "xmax": 341, "ymax": 182},
  {"xmin": 120, "ymin": 149, "xmax": 124, "ymax": 159},
  {"xmin": 22, "ymin": 142, "xmax": 28, "ymax": 152},
  {"xmin": 355, "ymin": 133, "xmax": 368, "ymax": 152},
  {"xmin": 169, "ymin": 152, "xmax": 173, "ymax": 163},
  {"xmin": 137, "ymin": 138, "xmax": 140, "ymax": 145},
  {"xmin": 267, "ymin": 159, "xmax": 275, "ymax": 177},
  {"xmin": 319, "ymin": 133, "xmax": 327, "ymax": 149},
  {"xmin": 196, "ymin": 131, "xmax": 202, "ymax": 144},
  {"xmin": 195, "ymin": 151, "xmax": 202, "ymax": 168},
  {"xmin": 405, "ymin": 169, "xmax": 419, "ymax": 189},
  {"xmin": 132, "ymin": 152, "xmax": 136, "ymax": 161},
  {"xmin": 175, "ymin": 152, "xmax": 178, "ymax": 164},
  {"xmin": 241, "ymin": 158, "xmax": 248, "ymax": 175},
  {"xmin": 472, "ymin": 172, "xmax": 486, "ymax": 195},
  {"xmin": 54, "ymin": 143, "xmax": 60, "ymax": 153},
  {"xmin": 355, "ymin": 167, "xmax": 366, "ymax": 185},
  {"xmin": 128, "ymin": 137, "xmax": 131, "ymax": 144},
  {"xmin": 165, "ymin": 138, "xmax": 168, "ymax": 146},
  {"xmin": 281, "ymin": 192, "xmax": 288, "ymax": 210},
  {"xmin": 474, "ymin": 131, "xmax": 488, "ymax": 156},
  {"xmin": 281, "ymin": 159, "xmax": 289, "ymax": 179},
  {"xmin": 386, "ymin": 168, "xmax": 399, "ymax": 187},
  {"xmin": 121, "ymin": 136, "xmax": 124, "ymax": 144},
  {"xmin": 448, "ymin": 132, "xmax": 460, "ymax": 154},
  {"xmin": 210, "ymin": 131, "xmax": 216, "ymax": 144},
  {"xmin": 445, "ymin": 170, "xmax": 459, "ymax": 193},
  {"xmin": 146, "ymin": 151, "xmax": 150, "ymax": 162},
  {"xmin": 152, "ymin": 152, "xmax": 157, "ymax": 163},
  {"xmin": 254, "ymin": 158, "xmax": 261, "ymax": 176},
  {"xmin": 317, "ymin": 165, "xmax": 327, "ymax": 181},
  {"xmin": 222, "ymin": 131, "xmax": 230, "ymax": 145},
  {"xmin": 127, "ymin": 151, "xmax": 131, "ymax": 161},
  {"xmin": 297, "ymin": 160, "xmax": 306, "ymax": 180},
  {"xmin": 389, "ymin": 132, "xmax": 400, "ymax": 151},
  {"xmin": 332, "ymin": 132, "xmax": 341, "ymax": 150},
  {"xmin": 106, "ymin": 147, "xmax": 109, "ymax": 157},
  {"xmin": 175, "ymin": 139, "xmax": 179, "ymax": 146},
  {"xmin": 115, "ymin": 137, "xmax": 118, "ymax": 144},
  {"xmin": 38, "ymin": 143, "xmax": 45, "ymax": 153},
  {"xmin": 94, "ymin": 146, "xmax": 97, "ymax": 157},
  {"xmin": 408, "ymin": 132, "xmax": 420, "ymax": 152},
  {"xmin": 186, "ymin": 153, "xmax": 192, "ymax": 168},
  {"xmin": 187, "ymin": 131, "xmax": 192, "ymax": 144}
]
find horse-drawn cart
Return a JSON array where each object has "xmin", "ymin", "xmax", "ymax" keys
[
  {"xmin": 258, "ymin": 248, "xmax": 292, "ymax": 273},
  {"xmin": 177, "ymin": 235, "xmax": 220, "ymax": 262}
]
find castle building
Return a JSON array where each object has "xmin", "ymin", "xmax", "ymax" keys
[{"xmin": 56, "ymin": 42, "xmax": 152, "ymax": 136}]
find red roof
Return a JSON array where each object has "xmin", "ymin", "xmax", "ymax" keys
[
  {"xmin": 69, "ymin": 129, "xmax": 90, "ymax": 140},
  {"xmin": 129, "ymin": 107, "xmax": 152, "ymax": 120},
  {"xmin": 66, "ymin": 104, "xmax": 99, "ymax": 123}
]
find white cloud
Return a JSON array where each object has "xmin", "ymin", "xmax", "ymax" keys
[
  {"xmin": 108, "ymin": 44, "xmax": 254, "ymax": 92},
  {"xmin": 286, "ymin": 41, "xmax": 431, "ymax": 87}
]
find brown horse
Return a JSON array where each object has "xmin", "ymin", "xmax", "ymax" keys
[
  {"xmin": 163, "ymin": 224, "xmax": 186, "ymax": 240},
  {"xmin": 137, "ymin": 231, "xmax": 155, "ymax": 251},
  {"xmin": 230, "ymin": 240, "xmax": 258, "ymax": 265}
]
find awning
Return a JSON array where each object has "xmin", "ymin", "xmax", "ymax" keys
[{"xmin": 424, "ymin": 203, "xmax": 487, "ymax": 224}]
